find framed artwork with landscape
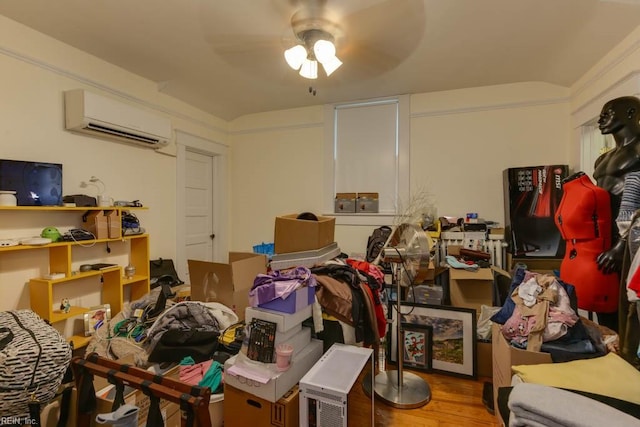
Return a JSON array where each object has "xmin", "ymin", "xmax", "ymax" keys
[{"xmin": 389, "ymin": 301, "xmax": 477, "ymax": 378}]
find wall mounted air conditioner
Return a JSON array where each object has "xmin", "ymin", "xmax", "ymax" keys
[{"xmin": 64, "ymin": 89, "xmax": 172, "ymax": 149}]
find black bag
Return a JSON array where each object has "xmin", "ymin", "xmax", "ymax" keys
[
  {"xmin": 366, "ymin": 225, "xmax": 393, "ymax": 272},
  {"xmin": 150, "ymin": 258, "xmax": 184, "ymax": 289},
  {"xmin": 147, "ymin": 329, "xmax": 220, "ymax": 363}
]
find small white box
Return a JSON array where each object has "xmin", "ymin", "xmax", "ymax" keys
[
  {"xmin": 275, "ymin": 326, "xmax": 312, "ymax": 358},
  {"xmin": 225, "ymin": 339, "xmax": 323, "ymax": 403},
  {"xmin": 245, "ymin": 305, "xmax": 313, "ymax": 334},
  {"xmin": 273, "ymin": 323, "xmax": 302, "ymax": 343}
]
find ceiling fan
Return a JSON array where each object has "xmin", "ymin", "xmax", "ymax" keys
[{"xmin": 199, "ymin": 0, "xmax": 426, "ymax": 83}]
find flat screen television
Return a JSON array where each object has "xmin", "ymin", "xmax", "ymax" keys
[{"xmin": 0, "ymin": 159, "xmax": 63, "ymax": 206}]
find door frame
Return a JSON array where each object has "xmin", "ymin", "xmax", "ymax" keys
[{"xmin": 175, "ymin": 130, "xmax": 229, "ymax": 281}]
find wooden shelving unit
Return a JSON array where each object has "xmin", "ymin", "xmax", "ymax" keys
[{"xmin": 1, "ymin": 206, "xmax": 150, "ymax": 348}]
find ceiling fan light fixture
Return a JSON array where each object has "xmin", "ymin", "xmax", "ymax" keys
[
  {"xmin": 284, "ymin": 44, "xmax": 307, "ymax": 70},
  {"xmin": 320, "ymin": 55, "xmax": 342, "ymax": 76},
  {"xmin": 313, "ymin": 39, "xmax": 336, "ymax": 63},
  {"xmin": 299, "ymin": 59, "xmax": 318, "ymax": 79}
]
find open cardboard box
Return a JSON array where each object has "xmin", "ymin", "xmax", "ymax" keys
[
  {"xmin": 449, "ymin": 267, "xmax": 494, "ymax": 312},
  {"xmin": 491, "ymin": 322, "xmax": 552, "ymax": 426},
  {"xmin": 274, "ymin": 213, "xmax": 335, "ymax": 254},
  {"xmin": 188, "ymin": 252, "xmax": 267, "ymax": 320}
]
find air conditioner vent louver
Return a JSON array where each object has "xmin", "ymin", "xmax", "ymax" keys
[
  {"xmin": 64, "ymin": 89, "xmax": 172, "ymax": 149},
  {"xmin": 85, "ymin": 122, "xmax": 161, "ymax": 144}
]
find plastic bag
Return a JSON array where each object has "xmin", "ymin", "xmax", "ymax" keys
[{"xmin": 477, "ymin": 304, "xmax": 501, "ymax": 340}]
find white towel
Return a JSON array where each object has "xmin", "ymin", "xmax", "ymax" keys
[{"xmin": 508, "ymin": 383, "xmax": 640, "ymax": 427}]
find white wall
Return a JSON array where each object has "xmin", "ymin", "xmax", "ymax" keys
[
  {"xmin": 569, "ymin": 25, "xmax": 640, "ymax": 171},
  {"xmin": 0, "ymin": 16, "xmax": 228, "ymax": 317},
  {"xmin": 229, "ymin": 82, "xmax": 572, "ymax": 256}
]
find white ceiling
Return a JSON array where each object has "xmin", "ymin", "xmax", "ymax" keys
[{"xmin": 1, "ymin": 0, "xmax": 640, "ymax": 121}]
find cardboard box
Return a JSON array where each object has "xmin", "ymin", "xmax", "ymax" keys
[
  {"xmin": 83, "ymin": 210, "xmax": 109, "ymax": 239},
  {"xmin": 246, "ymin": 305, "xmax": 313, "ymax": 334},
  {"xmin": 335, "ymin": 193, "xmax": 357, "ymax": 213},
  {"xmin": 224, "ymin": 338, "xmax": 323, "ymax": 402},
  {"xmin": 503, "ymin": 165, "xmax": 568, "ymax": 259},
  {"xmin": 224, "ymin": 384, "xmax": 299, "ymax": 427},
  {"xmin": 507, "ymin": 255, "xmax": 562, "ymax": 273},
  {"xmin": 106, "ymin": 209, "xmax": 121, "ymax": 238},
  {"xmin": 491, "ymin": 322, "xmax": 552, "ymax": 426},
  {"xmin": 477, "ymin": 339, "xmax": 492, "ymax": 378},
  {"xmin": 274, "ymin": 214, "xmax": 335, "ymax": 254},
  {"xmin": 188, "ymin": 253, "xmax": 267, "ymax": 320},
  {"xmin": 356, "ymin": 192, "xmax": 379, "ymax": 213},
  {"xmin": 448, "ymin": 267, "xmax": 494, "ymax": 313},
  {"xmin": 258, "ymin": 285, "xmax": 315, "ymax": 314},
  {"xmin": 165, "ymin": 394, "xmax": 224, "ymax": 427}
]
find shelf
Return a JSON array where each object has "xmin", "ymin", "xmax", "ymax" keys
[
  {"xmin": 2, "ymin": 207, "xmax": 150, "ymax": 345},
  {"xmin": 70, "ymin": 334, "xmax": 92, "ymax": 350},
  {"xmin": 122, "ymin": 274, "xmax": 148, "ymax": 286},
  {"xmin": 0, "ymin": 233, "xmax": 149, "ymax": 253},
  {"xmin": 30, "ymin": 268, "xmax": 120, "ymax": 284},
  {"xmin": 0, "ymin": 206, "xmax": 148, "ymax": 211},
  {"xmin": 49, "ymin": 306, "xmax": 89, "ymax": 323}
]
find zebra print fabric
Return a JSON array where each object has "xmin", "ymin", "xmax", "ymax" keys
[{"xmin": 0, "ymin": 310, "xmax": 72, "ymax": 418}]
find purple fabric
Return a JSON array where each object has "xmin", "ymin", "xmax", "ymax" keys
[{"xmin": 248, "ymin": 267, "xmax": 317, "ymax": 307}]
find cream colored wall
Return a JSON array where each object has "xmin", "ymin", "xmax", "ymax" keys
[
  {"xmin": 229, "ymin": 82, "xmax": 572, "ymax": 256},
  {"xmin": 0, "ymin": 16, "xmax": 227, "ymax": 323},
  {"xmin": 229, "ymin": 106, "xmax": 325, "ymax": 250},
  {"xmin": 411, "ymin": 82, "xmax": 571, "ymax": 224},
  {"xmin": 569, "ymin": 25, "xmax": 640, "ymax": 171}
]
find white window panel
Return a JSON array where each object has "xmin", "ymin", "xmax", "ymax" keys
[{"xmin": 324, "ymin": 95, "xmax": 409, "ymax": 224}]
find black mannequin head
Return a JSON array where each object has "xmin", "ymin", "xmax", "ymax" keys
[{"xmin": 598, "ymin": 96, "xmax": 640, "ymax": 135}]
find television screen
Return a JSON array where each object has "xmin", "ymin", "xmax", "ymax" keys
[{"xmin": 0, "ymin": 159, "xmax": 63, "ymax": 206}]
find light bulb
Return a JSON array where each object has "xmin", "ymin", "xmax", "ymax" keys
[
  {"xmin": 284, "ymin": 45, "xmax": 307, "ymax": 70},
  {"xmin": 299, "ymin": 59, "xmax": 318, "ymax": 79},
  {"xmin": 313, "ymin": 39, "xmax": 336, "ymax": 64},
  {"xmin": 321, "ymin": 55, "xmax": 342, "ymax": 76}
]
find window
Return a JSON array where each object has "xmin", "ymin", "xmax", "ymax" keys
[
  {"xmin": 324, "ymin": 96, "xmax": 409, "ymax": 225},
  {"xmin": 580, "ymin": 121, "xmax": 613, "ymax": 181}
]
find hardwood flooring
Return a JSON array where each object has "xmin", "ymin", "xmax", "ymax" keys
[{"xmin": 349, "ymin": 368, "xmax": 499, "ymax": 427}]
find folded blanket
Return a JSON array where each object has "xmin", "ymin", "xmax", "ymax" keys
[{"xmin": 508, "ymin": 383, "xmax": 640, "ymax": 427}]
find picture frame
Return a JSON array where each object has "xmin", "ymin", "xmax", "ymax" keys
[
  {"xmin": 83, "ymin": 304, "xmax": 111, "ymax": 336},
  {"xmin": 388, "ymin": 301, "xmax": 477, "ymax": 378},
  {"xmin": 401, "ymin": 322, "xmax": 433, "ymax": 372}
]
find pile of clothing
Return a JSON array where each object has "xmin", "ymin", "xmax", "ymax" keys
[
  {"xmin": 491, "ymin": 266, "xmax": 608, "ymax": 362},
  {"xmin": 248, "ymin": 257, "xmax": 387, "ymax": 352},
  {"xmin": 87, "ymin": 287, "xmax": 240, "ymax": 367}
]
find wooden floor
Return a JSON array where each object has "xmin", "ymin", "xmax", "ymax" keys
[{"xmin": 349, "ymin": 367, "xmax": 499, "ymax": 427}]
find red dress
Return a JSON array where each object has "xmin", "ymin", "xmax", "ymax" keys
[{"xmin": 554, "ymin": 172, "xmax": 619, "ymax": 313}]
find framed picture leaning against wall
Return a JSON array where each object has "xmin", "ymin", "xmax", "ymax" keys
[{"xmin": 389, "ymin": 301, "xmax": 477, "ymax": 378}]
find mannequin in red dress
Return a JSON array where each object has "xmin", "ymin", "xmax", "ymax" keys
[{"xmin": 555, "ymin": 171, "xmax": 619, "ymax": 318}]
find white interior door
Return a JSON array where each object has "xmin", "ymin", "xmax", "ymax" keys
[
  {"xmin": 175, "ymin": 130, "xmax": 228, "ymax": 284},
  {"xmin": 185, "ymin": 150, "xmax": 215, "ymax": 263}
]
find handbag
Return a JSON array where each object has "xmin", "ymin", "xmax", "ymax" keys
[{"xmin": 149, "ymin": 258, "xmax": 184, "ymax": 288}]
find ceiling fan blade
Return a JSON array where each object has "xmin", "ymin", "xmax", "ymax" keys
[{"xmin": 336, "ymin": 0, "xmax": 426, "ymax": 79}]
